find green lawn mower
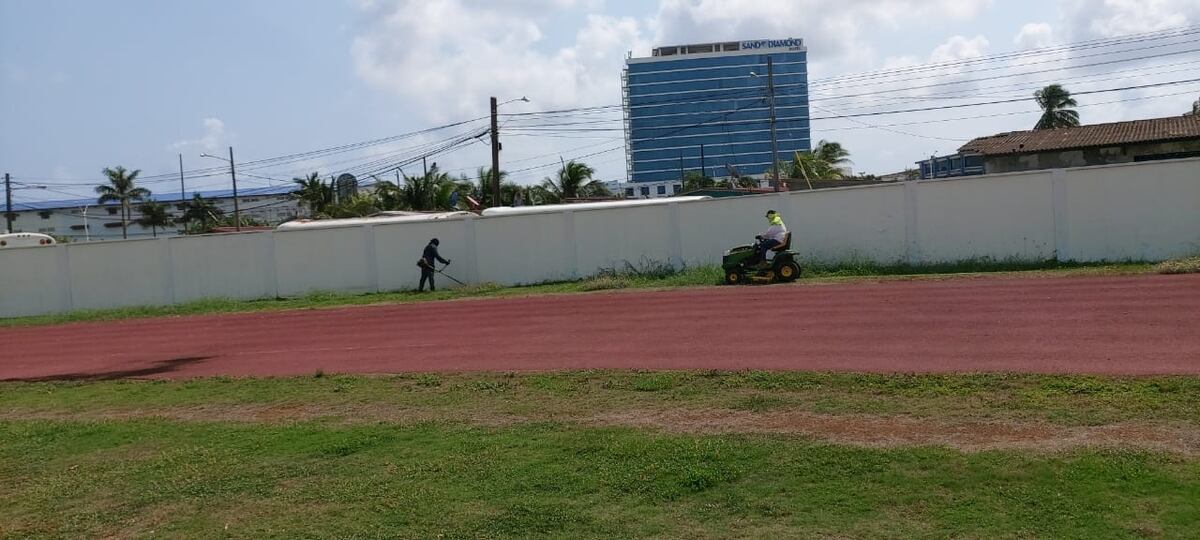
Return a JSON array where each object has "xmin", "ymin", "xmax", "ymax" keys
[{"xmin": 722, "ymin": 232, "xmax": 801, "ymax": 285}]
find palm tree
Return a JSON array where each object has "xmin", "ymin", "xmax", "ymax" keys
[
  {"xmin": 136, "ymin": 200, "xmax": 172, "ymax": 238},
  {"xmin": 95, "ymin": 166, "xmax": 150, "ymax": 239},
  {"xmin": 291, "ymin": 172, "xmax": 334, "ymax": 217},
  {"xmin": 179, "ymin": 193, "xmax": 224, "ymax": 234},
  {"xmin": 327, "ymin": 193, "xmax": 381, "ymax": 218},
  {"xmin": 372, "ymin": 179, "xmax": 406, "ymax": 211},
  {"xmin": 540, "ymin": 160, "xmax": 610, "ymax": 203},
  {"xmin": 814, "ymin": 140, "xmax": 852, "ymax": 175},
  {"xmin": 1034, "ymin": 84, "xmax": 1080, "ymax": 130}
]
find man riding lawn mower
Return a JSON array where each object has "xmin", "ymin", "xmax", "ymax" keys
[{"xmin": 722, "ymin": 210, "xmax": 801, "ymax": 285}]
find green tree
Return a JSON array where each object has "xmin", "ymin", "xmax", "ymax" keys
[
  {"xmin": 400, "ymin": 165, "xmax": 453, "ymax": 211},
  {"xmin": 1034, "ymin": 84, "xmax": 1080, "ymax": 130},
  {"xmin": 291, "ymin": 172, "xmax": 334, "ymax": 217},
  {"xmin": 179, "ymin": 193, "xmax": 224, "ymax": 234},
  {"xmin": 371, "ymin": 179, "xmax": 406, "ymax": 211},
  {"xmin": 95, "ymin": 166, "xmax": 150, "ymax": 239},
  {"xmin": 539, "ymin": 160, "xmax": 610, "ymax": 203},
  {"xmin": 327, "ymin": 193, "xmax": 381, "ymax": 218},
  {"xmin": 136, "ymin": 200, "xmax": 173, "ymax": 238},
  {"xmin": 814, "ymin": 140, "xmax": 852, "ymax": 174},
  {"xmin": 681, "ymin": 171, "xmax": 715, "ymax": 193}
]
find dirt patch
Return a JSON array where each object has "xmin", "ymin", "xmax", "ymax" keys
[
  {"xmin": 586, "ymin": 409, "xmax": 1200, "ymax": 455},
  {"xmin": 4, "ymin": 404, "xmax": 1197, "ymax": 455}
]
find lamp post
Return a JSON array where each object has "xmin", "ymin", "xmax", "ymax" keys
[
  {"xmin": 200, "ymin": 146, "xmax": 241, "ymax": 231},
  {"xmin": 82, "ymin": 204, "xmax": 91, "ymax": 242},
  {"xmin": 489, "ymin": 96, "xmax": 530, "ymax": 207}
]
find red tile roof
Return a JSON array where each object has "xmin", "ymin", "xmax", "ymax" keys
[{"xmin": 958, "ymin": 115, "xmax": 1200, "ymax": 156}]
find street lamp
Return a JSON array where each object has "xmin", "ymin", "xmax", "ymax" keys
[
  {"xmin": 200, "ymin": 146, "xmax": 241, "ymax": 231},
  {"xmin": 751, "ymin": 58, "xmax": 781, "ymax": 192},
  {"xmin": 489, "ymin": 96, "xmax": 531, "ymax": 207}
]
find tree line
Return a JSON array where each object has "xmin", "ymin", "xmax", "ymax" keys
[
  {"xmin": 85, "ymin": 83, "xmax": 1107, "ymax": 235},
  {"xmin": 290, "ymin": 160, "xmax": 611, "ymax": 219}
]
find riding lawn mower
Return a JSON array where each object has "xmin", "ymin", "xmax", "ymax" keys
[{"xmin": 721, "ymin": 232, "xmax": 801, "ymax": 285}]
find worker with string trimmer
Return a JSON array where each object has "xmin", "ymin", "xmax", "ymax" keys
[{"xmin": 416, "ymin": 238, "xmax": 451, "ymax": 292}]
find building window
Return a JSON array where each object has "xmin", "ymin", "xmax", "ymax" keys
[
  {"xmin": 38, "ymin": 211, "xmax": 51, "ymax": 219},
  {"xmin": 640, "ymin": 186, "xmax": 650, "ymax": 197},
  {"xmin": 107, "ymin": 207, "xmax": 119, "ymax": 215},
  {"xmin": 625, "ymin": 188, "xmax": 635, "ymax": 197},
  {"xmin": 673, "ymin": 184, "xmax": 682, "ymax": 194},
  {"xmin": 657, "ymin": 185, "xmax": 666, "ymax": 195},
  {"xmin": 37, "ymin": 227, "xmax": 55, "ymax": 233},
  {"xmin": 70, "ymin": 224, "xmax": 87, "ymax": 231}
]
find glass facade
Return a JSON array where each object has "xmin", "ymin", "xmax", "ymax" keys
[{"xmin": 623, "ymin": 39, "xmax": 810, "ymax": 184}]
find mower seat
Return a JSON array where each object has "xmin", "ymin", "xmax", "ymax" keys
[{"xmin": 772, "ymin": 232, "xmax": 791, "ymax": 252}]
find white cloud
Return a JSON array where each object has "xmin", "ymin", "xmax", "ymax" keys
[
  {"xmin": 1060, "ymin": 0, "xmax": 1197, "ymax": 39},
  {"xmin": 351, "ymin": 1, "xmax": 649, "ymax": 122},
  {"xmin": 170, "ymin": 118, "xmax": 227, "ymax": 153},
  {"xmin": 651, "ymin": 0, "xmax": 992, "ymax": 75},
  {"xmin": 1013, "ymin": 23, "xmax": 1056, "ymax": 50},
  {"xmin": 930, "ymin": 35, "xmax": 990, "ymax": 62}
]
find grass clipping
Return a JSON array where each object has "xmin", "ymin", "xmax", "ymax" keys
[{"xmin": 1154, "ymin": 256, "xmax": 1200, "ymax": 274}]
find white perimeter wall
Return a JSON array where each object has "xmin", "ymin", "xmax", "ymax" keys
[{"xmin": 3, "ymin": 158, "xmax": 1198, "ymax": 318}]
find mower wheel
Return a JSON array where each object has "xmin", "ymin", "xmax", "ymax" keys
[
  {"xmin": 724, "ymin": 271, "xmax": 744, "ymax": 285},
  {"xmin": 777, "ymin": 261, "xmax": 801, "ymax": 282}
]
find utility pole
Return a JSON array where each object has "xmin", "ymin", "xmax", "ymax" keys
[
  {"xmin": 422, "ymin": 156, "xmax": 428, "ymax": 179},
  {"xmin": 699, "ymin": 144, "xmax": 706, "ymax": 179},
  {"xmin": 4, "ymin": 173, "xmax": 12, "ymax": 233},
  {"xmin": 489, "ymin": 96, "xmax": 501, "ymax": 207},
  {"xmin": 767, "ymin": 56, "xmax": 781, "ymax": 192},
  {"xmin": 228, "ymin": 146, "xmax": 241, "ymax": 231},
  {"xmin": 178, "ymin": 154, "xmax": 186, "ymax": 201}
]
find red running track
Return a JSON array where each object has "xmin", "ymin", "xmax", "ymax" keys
[{"xmin": 3, "ymin": 274, "xmax": 1199, "ymax": 381}]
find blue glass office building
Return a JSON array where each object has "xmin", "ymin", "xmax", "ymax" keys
[{"xmin": 623, "ymin": 38, "xmax": 810, "ymax": 187}]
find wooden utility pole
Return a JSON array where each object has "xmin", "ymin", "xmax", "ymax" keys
[
  {"xmin": 3, "ymin": 173, "xmax": 12, "ymax": 233},
  {"xmin": 228, "ymin": 146, "xmax": 241, "ymax": 231},
  {"xmin": 178, "ymin": 154, "xmax": 186, "ymax": 201},
  {"xmin": 767, "ymin": 57, "xmax": 781, "ymax": 192},
  {"xmin": 489, "ymin": 96, "xmax": 501, "ymax": 207}
]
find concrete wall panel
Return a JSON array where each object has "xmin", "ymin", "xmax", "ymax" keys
[
  {"xmin": 1064, "ymin": 159, "xmax": 1200, "ymax": 261},
  {"xmin": 274, "ymin": 227, "xmax": 371, "ymax": 296},
  {"xmin": 915, "ymin": 172, "xmax": 1056, "ymax": 262},
  {"xmin": 169, "ymin": 232, "xmax": 277, "ymax": 303},
  {"xmin": 0, "ymin": 246, "xmax": 71, "ymax": 317},
  {"xmin": 66, "ymin": 238, "xmax": 171, "ymax": 310}
]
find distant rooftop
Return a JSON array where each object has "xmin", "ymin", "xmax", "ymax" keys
[
  {"xmin": 958, "ymin": 115, "xmax": 1200, "ymax": 156},
  {"xmin": 638, "ymin": 38, "xmax": 805, "ymax": 60},
  {"xmin": 10, "ymin": 184, "xmax": 296, "ymax": 212}
]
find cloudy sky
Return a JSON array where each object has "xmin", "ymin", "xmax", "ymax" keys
[{"xmin": 3, "ymin": 0, "xmax": 1199, "ymax": 201}]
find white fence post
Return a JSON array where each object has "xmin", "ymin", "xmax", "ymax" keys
[
  {"xmin": 57, "ymin": 245, "xmax": 74, "ymax": 312},
  {"xmin": 1051, "ymin": 169, "xmax": 1071, "ymax": 261},
  {"xmin": 903, "ymin": 178, "xmax": 920, "ymax": 264},
  {"xmin": 363, "ymin": 224, "xmax": 379, "ymax": 292},
  {"xmin": 564, "ymin": 210, "xmax": 578, "ymax": 279},
  {"xmin": 162, "ymin": 237, "xmax": 177, "ymax": 304},
  {"xmin": 668, "ymin": 202, "xmax": 683, "ymax": 269},
  {"xmin": 464, "ymin": 215, "xmax": 479, "ymax": 283},
  {"xmin": 262, "ymin": 231, "xmax": 279, "ymax": 298}
]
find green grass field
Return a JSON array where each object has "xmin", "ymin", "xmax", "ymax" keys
[
  {"xmin": 3, "ymin": 371, "xmax": 1198, "ymax": 538},
  {"xmin": 0, "ymin": 259, "xmax": 1153, "ymax": 328}
]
